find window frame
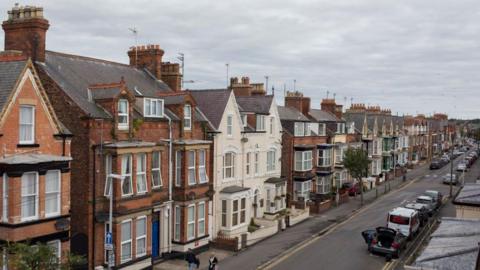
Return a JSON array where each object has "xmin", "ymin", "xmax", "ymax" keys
[
  {"xmin": 318, "ymin": 149, "xmax": 332, "ymax": 167},
  {"xmin": 269, "ymin": 117, "xmax": 274, "ymax": 135},
  {"xmin": 187, "ymin": 204, "xmax": 196, "ymax": 240},
  {"xmin": 45, "ymin": 170, "xmax": 61, "ymax": 218},
  {"xmin": 174, "ymin": 206, "xmax": 181, "ymax": 241},
  {"xmin": 118, "ymin": 99, "xmax": 129, "ymax": 130},
  {"xmin": 198, "ymin": 202, "xmax": 206, "ymax": 237},
  {"xmin": 198, "ymin": 150, "xmax": 208, "ymax": 184},
  {"xmin": 20, "ymin": 172, "xmax": 38, "ymax": 221},
  {"xmin": 151, "ymin": 151, "xmax": 162, "ymax": 188},
  {"xmin": 316, "ymin": 176, "xmax": 331, "ymax": 194},
  {"xmin": 232, "ymin": 199, "xmax": 239, "ymax": 227},
  {"xmin": 221, "ymin": 200, "xmax": 227, "ymax": 227},
  {"xmin": 46, "ymin": 239, "xmax": 61, "ymax": 260},
  {"xmin": 254, "ymin": 152, "xmax": 259, "ymax": 175},
  {"xmin": 267, "ymin": 149, "xmax": 276, "ymax": 172},
  {"xmin": 2, "ymin": 173, "xmax": 8, "ymax": 222},
  {"xmin": 294, "ymin": 180, "xmax": 312, "ymax": 201},
  {"xmin": 120, "ymin": 219, "xmax": 132, "ymax": 263},
  {"xmin": 223, "ymin": 152, "xmax": 235, "ymax": 179},
  {"xmin": 318, "ymin": 123, "xmax": 326, "ymax": 136},
  {"xmin": 294, "ymin": 122, "xmax": 305, "ymax": 137},
  {"xmin": 136, "ymin": 153, "xmax": 147, "ymax": 194},
  {"xmin": 240, "ymin": 198, "xmax": 246, "ymax": 224},
  {"xmin": 104, "ymin": 155, "xmax": 112, "ymax": 196},
  {"xmin": 135, "ymin": 216, "xmax": 147, "ymax": 257},
  {"xmin": 226, "ymin": 114, "xmax": 233, "ymax": 136},
  {"xmin": 144, "ymin": 98, "xmax": 164, "ymax": 118},
  {"xmin": 188, "ymin": 150, "xmax": 196, "ymax": 185},
  {"xmin": 256, "ymin": 115, "xmax": 266, "ymax": 131},
  {"xmin": 19, "ymin": 105, "xmax": 35, "ymax": 144},
  {"xmin": 294, "ymin": 151, "xmax": 313, "ymax": 171},
  {"xmin": 246, "ymin": 152, "xmax": 251, "ymax": 176},
  {"xmin": 184, "ymin": 104, "xmax": 192, "ymax": 130},
  {"xmin": 121, "ymin": 154, "xmax": 133, "ymax": 196},
  {"xmin": 175, "ymin": 151, "xmax": 182, "ymax": 187}
]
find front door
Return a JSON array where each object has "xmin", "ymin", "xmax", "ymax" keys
[{"xmin": 152, "ymin": 212, "xmax": 160, "ymax": 258}]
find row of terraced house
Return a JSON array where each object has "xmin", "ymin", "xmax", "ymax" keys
[{"xmin": 0, "ymin": 5, "xmax": 460, "ymax": 270}]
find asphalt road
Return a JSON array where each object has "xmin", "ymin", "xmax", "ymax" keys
[{"xmin": 271, "ymin": 156, "xmax": 469, "ymax": 270}]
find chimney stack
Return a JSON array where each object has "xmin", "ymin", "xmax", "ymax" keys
[
  {"xmin": 128, "ymin": 44, "xmax": 164, "ymax": 79},
  {"xmin": 2, "ymin": 4, "xmax": 49, "ymax": 62},
  {"xmin": 161, "ymin": 62, "xmax": 181, "ymax": 92},
  {"xmin": 285, "ymin": 91, "xmax": 310, "ymax": 116},
  {"xmin": 229, "ymin": 76, "xmax": 266, "ymax": 96}
]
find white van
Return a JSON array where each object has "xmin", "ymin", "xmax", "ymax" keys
[{"xmin": 387, "ymin": 207, "xmax": 420, "ymax": 239}]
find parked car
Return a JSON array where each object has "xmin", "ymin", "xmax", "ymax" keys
[
  {"xmin": 404, "ymin": 203, "xmax": 429, "ymax": 227},
  {"xmin": 456, "ymin": 162, "xmax": 467, "ymax": 172},
  {"xmin": 424, "ymin": 190, "xmax": 443, "ymax": 209},
  {"xmin": 429, "ymin": 160, "xmax": 443, "ymax": 170},
  {"xmin": 342, "ymin": 182, "xmax": 361, "ymax": 196},
  {"xmin": 416, "ymin": 195, "xmax": 436, "ymax": 216},
  {"xmin": 387, "ymin": 207, "xmax": 420, "ymax": 239},
  {"xmin": 362, "ymin": 227, "xmax": 407, "ymax": 259},
  {"xmin": 442, "ymin": 174, "xmax": 458, "ymax": 185}
]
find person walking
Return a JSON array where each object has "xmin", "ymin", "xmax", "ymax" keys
[
  {"xmin": 185, "ymin": 249, "xmax": 199, "ymax": 270},
  {"xmin": 208, "ymin": 253, "xmax": 218, "ymax": 270}
]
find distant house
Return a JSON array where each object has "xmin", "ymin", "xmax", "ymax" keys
[
  {"xmin": 453, "ymin": 183, "xmax": 480, "ymax": 219},
  {"xmin": 406, "ymin": 217, "xmax": 480, "ymax": 270}
]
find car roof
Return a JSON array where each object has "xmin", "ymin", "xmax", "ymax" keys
[
  {"xmin": 405, "ymin": 203, "xmax": 427, "ymax": 210},
  {"xmin": 425, "ymin": 190, "xmax": 439, "ymax": 194},
  {"xmin": 389, "ymin": 207, "xmax": 417, "ymax": 217},
  {"xmin": 417, "ymin": 195, "xmax": 433, "ymax": 200}
]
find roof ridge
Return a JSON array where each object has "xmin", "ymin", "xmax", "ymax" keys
[
  {"xmin": 46, "ymin": 50, "xmax": 132, "ymax": 68},
  {"xmin": 190, "ymin": 88, "xmax": 230, "ymax": 92}
]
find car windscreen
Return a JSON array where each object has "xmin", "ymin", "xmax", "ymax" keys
[
  {"xmin": 416, "ymin": 198, "xmax": 431, "ymax": 204},
  {"xmin": 389, "ymin": 215, "xmax": 410, "ymax": 225}
]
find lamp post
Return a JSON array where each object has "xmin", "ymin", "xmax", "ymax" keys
[
  {"xmin": 449, "ymin": 144, "xmax": 453, "ymax": 198},
  {"xmin": 107, "ymin": 173, "xmax": 125, "ymax": 270}
]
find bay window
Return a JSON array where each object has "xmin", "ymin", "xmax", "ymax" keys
[
  {"xmin": 187, "ymin": 205, "xmax": 196, "ymax": 240},
  {"xmin": 188, "ymin": 151, "xmax": 196, "ymax": 185},
  {"xmin": 136, "ymin": 154, "xmax": 147, "ymax": 194},
  {"xmin": 19, "ymin": 105, "xmax": 35, "ymax": 144},
  {"xmin": 121, "ymin": 220, "xmax": 132, "ymax": 263},
  {"xmin": 199, "ymin": 150, "xmax": 208, "ymax": 183},
  {"xmin": 221, "ymin": 200, "xmax": 227, "ymax": 227},
  {"xmin": 232, "ymin": 200, "xmax": 239, "ymax": 226},
  {"xmin": 45, "ymin": 170, "xmax": 61, "ymax": 217},
  {"xmin": 118, "ymin": 99, "xmax": 129, "ymax": 130},
  {"xmin": 21, "ymin": 172, "xmax": 38, "ymax": 221},
  {"xmin": 294, "ymin": 180, "xmax": 312, "ymax": 201},
  {"xmin": 121, "ymin": 155, "xmax": 133, "ymax": 196},
  {"xmin": 317, "ymin": 176, "xmax": 331, "ymax": 194},
  {"xmin": 223, "ymin": 152, "xmax": 235, "ymax": 179},
  {"xmin": 295, "ymin": 151, "xmax": 313, "ymax": 171},
  {"xmin": 240, "ymin": 198, "xmax": 246, "ymax": 224},
  {"xmin": 318, "ymin": 149, "xmax": 332, "ymax": 167},
  {"xmin": 151, "ymin": 151, "xmax": 162, "ymax": 188},
  {"xmin": 136, "ymin": 217, "xmax": 147, "ymax": 257}
]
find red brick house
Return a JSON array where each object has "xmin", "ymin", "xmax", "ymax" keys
[
  {"xmin": 2, "ymin": 5, "xmax": 213, "ymax": 269},
  {"xmin": 0, "ymin": 51, "xmax": 72, "ymax": 266}
]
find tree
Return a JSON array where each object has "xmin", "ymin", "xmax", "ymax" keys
[
  {"xmin": 343, "ymin": 147, "xmax": 371, "ymax": 206},
  {"xmin": 1, "ymin": 242, "xmax": 85, "ymax": 270}
]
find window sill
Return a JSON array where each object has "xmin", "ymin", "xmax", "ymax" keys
[{"xmin": 17, "ymin": 143, "xmax": 39, "ymax": 148}]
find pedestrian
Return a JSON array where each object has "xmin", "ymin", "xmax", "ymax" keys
[
  {"xmin": 185, "ymin": 249, "xmax": 199, "ymax": 270},
  {"xmin": 208, "ymin": 253, "xmax": 218, "ymax": 270}
]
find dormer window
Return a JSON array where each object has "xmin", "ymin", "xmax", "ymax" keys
[
  {"xmin": 144, "ymin": 98, "xmax": 164, "ymax": 117},
  {"xmin": 184, "ymin": 104, "xmax": 192, "ymax": 130},
  {"xmin": 336, "ymin": 123, "xmax": 345, "ymax": 134},
  {"xmin": 118, "ymin": 99, "xmax": 129, "ymax": 130},
  {"xmin": 19, "ymin": 105, "xmax": 35, "ymax": 144}
]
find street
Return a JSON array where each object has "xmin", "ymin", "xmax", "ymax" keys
[{"xmin": 269, "ymin": 156, "xmax": 470, "ymax": 270}]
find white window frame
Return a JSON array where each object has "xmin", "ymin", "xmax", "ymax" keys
[
  {"xmin": 174, "ymin": 206, "xmax": 181, "ymax": 241},
  {"xmin": 294, "ymin": 122, "xmax": 305, "ymax": 137},
  {"xmin": 227, "ymin": 114, "xmax": 233, "ymax": 136},
  {"xmin": 175, "ymin": 151, "xmax": 182, "ymax": 187},
  {"xmin": 310, "ymin": 123, "xmax": 319, "ymax": 136},
  {"xmin": 221, "ymin": 200, "xmax": 227, "ymax": 227},
  {"xmin": 151, "ymin": 151, "xmax": 162, "ymax": 188},
  {"xmin": 240, "ymin": 198, "xmax": 246, "ymax": 224},
  {"xmin": 198, "ymin": 202, "xmax": 206, "ymax": 237},
  {"xmin": 295, "ymin": 151, "xmax": 312, "ymax": 171},
  {"xmin": 317, "ymin": 176, "xmax": 331, "ymax": 194},
  {"xmin": 319, "ymin": 123, "xmax": 326, "ymax": 136},
  {"xmin": 188, "ymin": 151, "xmax": 196, "ymax": 185},
  {"xmin": 2, "ymin": 173, "xmax": 8, "ymax": 222},
  {"xmin": 256, "ymin": 115, "xmax": 266, "ymax": 131},
  {"xmin": 121, "ymin": 154, "xmax": 133, "ymax": 196},
  {"xmin": 198, "ymin": 150, "xmax": 208, "ymax": 184},
  {"xmin": 184, "ymin": 104, "xmax": 192, "ymax": 130},
  {"xmin": 241, "ymin": 114, "xmax": 248, "ymax": 127},
  {"xmin": 136, "ymin": 154, "xmax": 147, "ymax": 194},
  {"xmin": 335, "ymin": 147, "xmax": 344, "ymax": 164},
  {"xmin": 187, "ymin": 204, "xmax": 196, "ymax": 240},
  {"xmin": 104, "ymin": 155, "xmax": 112, "ymax": 196},
  {"xmin": 294, "ymin": 180, "xmax": 312, "ymax": 201},
  {"xmin": 305, "ymin": 123, "xmax": 312, "ymax": 136},
  {"xmin": 318, "ymin": 149, "xmax": 332, "ymax": 167},
  {"xmin": 232, "ymin": 199, "xmax": 239, "ymax": 226},
  {"xmin": 336, "ymin": 123, "xmax": 345, "ymax": 134},
  {"xmin": 267, "ymin": 149, "xmax": 276, "ymax": 172},
  {"xmin": 19, "ymin": 105, "xmax": 35, "ymax": 144},
  {"xmin": 144, "ymin": 98, "xmax": 164, "ymax": 117},
  {"xmin": 118, "ymin": 99, "xmax": 129, "ymax": 130},
  {"xmin": 45, "ymin": 170, "xmax": 61, "ymax": 218},
  {"xmin": 120, "ymin": 219, "xmax": 132, "ymax": 263},
  {"xmin": 21, "ymin": 172, "xmax": 38, "ymax": 221},
  {"xmin": 135, "ymin": 216, "xmax": 147, "ymax": 257},
  {"xmin": 46, "ymin": 240, "xmax": 61, "ymax": 259},
  {"xmin": 223, "ymin": 152, "xmax": 235, "ymax": 179}
]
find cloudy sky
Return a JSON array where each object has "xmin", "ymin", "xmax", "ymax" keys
[{"xmin": 1, "ymin": 0, "xmax": 479, "ymax": 119}]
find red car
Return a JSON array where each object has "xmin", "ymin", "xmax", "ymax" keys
[{"xmin": 342, "ymin": 182, "xmax": 361, "ymax": 196}]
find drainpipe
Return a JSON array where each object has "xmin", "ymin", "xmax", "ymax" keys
[{"xmin": 165, "ymin": 114, "xmax": 173, "ymax": 253}]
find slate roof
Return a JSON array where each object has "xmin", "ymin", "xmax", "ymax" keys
[
  {"xmin": 454, "ymin": 183, "xmax": 480, "ymax": 206},
  {"xmin": 220, "ymin": 185, "xmax": 250, "ymax": 194},
  {"xmin": 412, "ymin": 217, "xmax": 480, "ymax": 270},
  {"xmin": 0, "ymin": 153, "xmax": 72, "ymax": 164},
  {"xmin": 0, "ymin": 60, "xmax": 26, "ymax": 112},
  {"xmin": 309, "ymin": 109, "xmax": 341, "ymax": 122},
  {"xmin": 278, "ymin": 106, "xmax": 310, "ymax": 122},
  {"xmin": 39, "ymin": 51, "xmax": 171, "ymax": 118},
  {"xmin": 90, "ymin": 87, "xmax": 122, "ymax": 100},
  {"xmin": 190, "ymin": 89, "xmax": 231, "ymax": 129},
  {"xmin": 236, "ymin": 95, "xmax": 273, "ymax": 114}
]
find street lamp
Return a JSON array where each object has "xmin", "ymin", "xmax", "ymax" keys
[{"xmin": 107, "ymin": 173, "xmax": 125, "ymax": 269}]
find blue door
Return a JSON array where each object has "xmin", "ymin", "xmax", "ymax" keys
[{"xmin": 152, "ymin": 213, "xmax": 160, "ymax": 258}]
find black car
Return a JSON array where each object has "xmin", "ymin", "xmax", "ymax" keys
[
  {"xmin": 404, "ymin": 203, "xmax": 429, "ymax": 227},
  {"xmin": 429, "ymin": 160, "xmax": 442, "ymax": 170}
]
